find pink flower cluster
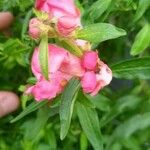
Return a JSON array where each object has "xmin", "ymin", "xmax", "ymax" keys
[
  {"xmin": 27, "ymin": 0, "xmax": 112, "ymax": 101},
  {"xmin": 29, "ymin": 0, "xmax": 81, "ymax": 38}
]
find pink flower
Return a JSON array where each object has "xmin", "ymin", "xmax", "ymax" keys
[
  {"xmin": 82, "ymin": 51, "xmax": 98, "ymax": 71},
  {"xmin": 35, "ymin": 0, "xmax": 81, "ymax": 36},
  {"xmin": 28, "ymin": 18, "xmax": 41, "ymax": 39},
  {"xmin": 27, "ymin": 44, "xmax": 85, "ymax": 101}
]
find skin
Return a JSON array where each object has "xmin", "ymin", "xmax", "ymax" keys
[
  {"xmin": 0, "ymin": 12, "xmax": 14, "ymax": 30},
  {"xmin": 0, "ymin": 91, "xmax": 20, "ymax": 118},
  {"xmin": 0, "ymin": 12, "xmax": 20, "ymax": 117}
]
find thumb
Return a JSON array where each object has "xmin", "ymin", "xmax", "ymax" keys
[
  {"xmin": 0, "ymin": 12, "xmax": 14, "ymax": 30},
  {"xmin": 0, "ymin": 91, "xmax": 20, "ymax": 118}
]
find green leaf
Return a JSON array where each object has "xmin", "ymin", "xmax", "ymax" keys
[
  {"xmin": 3, "ymin": 39, "xmax": 28, "ymax": 55},
  {"xmin": 10, "ymin": 100, "xmax": 48, "ymax": 123},
  {"xmin": 77, "ymin": 90, "xmax": 95, "ymax": 108},
  {"xmin": 85, "ymin": 94, "xmax": 111, "ymax": 112},
  {"xmin": 25, "ymin": 106, "xmax": 59, "ymax": 140},
  {"xmin": 111, "ymin": 57, "xmax": 150, "ymax": 79},
  {"xmin": 112, "ymin": 112, "xmax": 150, "ymax": 139},
  {"xmin": 131, "ymin": 24, "xmax": 150, "ymax": 56},
  {"xmin": 46, "ymin": 127, "xmax": 57, "ymax": 150},
  {"xmin": 100, "ymin": 95, "xmax": 141, "ymax": 127},
  {"xmin": 76, "ymin": 23, "xmax": 126, "ymax": 43},
  {"xmin": 134, "ymin": 0, "xmax": 150, "ymax": 22},
  {"xmin": 59, "ymin": 78, "xmax": 80, "ymax": 140},
  {"xmin": 122, "ymin": 137, "xmax": 141, "ymax": 150},
  {"xmin": 82, "ymin": 0, "xmax": 111, "ymax": 24},
  {"xmin": 106, "ymin": 112, "xmax": 150, "ymax": 149},
  {"xmin": 21, "ymin": 10, "xmax": 33, "ymax": 40},
  {"xmin": 77, "ymin": 102, "xmax": 103, "ymax": 150},
  {"xmin": 39, "ymin": 35, "xmax": 49, "ymax": 80},
  {"xmin": 83, "ymin": 0, "xmax": 112, "ymax": 22}
]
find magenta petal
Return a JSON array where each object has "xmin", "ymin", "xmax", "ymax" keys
[
  {"xmin": 60, "ymin": 53, "xmax": 85, "ymax": 77},
  {"xmin": 31, "ymin": 44, "xmax": 68, "ymax": 80},
  {"xmin": 81, "ymin": 71, "xmax": 97, "ymax": 93},
  {"xmin": 57, "ymin": 15, "xmax": 80, "ymax": 36},
  {"xmin": 82, "ymin": 51, "xmax": 98, "ymax": 71}
]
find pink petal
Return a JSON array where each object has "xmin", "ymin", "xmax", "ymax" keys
[
  {"xmin": 82, "ymin": 51, "xmax": 98, "ymax": 71},
  {"xmin": 31, "ymin": 44, "xmax": 68, "ymax": 80},
  {"xmin": 81, "ymin": 71, "xmax": 97, "ymax": 93},
  {"xmin": 97, "ymin": 62, "xmax": 112, "ymax": 86},
  {"xmin": 60, "ymin": 53, "xmax": 85, "ymax": 77},
  {"xmin": 90, "ymin": 62, "xmax": 112, "ymax": 96},
  {"xmin": 26, "ymin": 71, "xmax": 68, "ymax": 101},
  {"xmin": 57, "ymin": 15, "xmax": 80, "ymax": 36},
  {"xmin": 76, "ymin": 39, "xmax": 87, "ymax": 48},
  {"xmin": 35, "ymin": 0, "xmax": 80, "ymax": 18}
]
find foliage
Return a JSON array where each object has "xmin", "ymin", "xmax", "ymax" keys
[{"xmin": 0, "ymin": 0, "xmax": 150, "ymax": 150}]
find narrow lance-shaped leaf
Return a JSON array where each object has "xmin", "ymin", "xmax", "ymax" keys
[
  {"xmin": 100, "ymin": 95, "xmax": 141, "ymax": 127},
  {"xmin": 133, "ymin": 0, "xmax": 150, "ymax": 22},
  {"xmin": 111, "ymin": 57, "xmax": 150, "ymax": 79},
  {"xmin": 77, "ymin": 90, "xmax": 95, "ymax": 108},
  {"xmin": 25, "ymin": 105, "xmax": 59, "ymax": 140},
  {"xmin": 10, "ymin": 100, "xmax": 48, "ymax": 123},
  {"xmin": 131, "ymin": 23, "xmax": 150, "ymax": 56},
  {"xmin": 85, "ymin": 93, "xmax": 111, "ymax": 112},
  {"xmin": 84, "ymin": 0, "xmax": 111, "ymax": 20},
  {"xmin": 76, "ymin": 23, "xmax": 126, "ymax": 43},
  {"xmin": 39, "ymin": 34, "xmax": 49, "ymax": 80},
  {"xmin": 106, "ymin": 112, "xmax": 150, "ymax": 150},
  {"xmin": 21, "ymin": 10, "xmax": 33, "ymax": 40},
  {"xmin": 77, "ymin": 102, "xmax": 103, "ymax": 150},
  {"xmin": 59, "ymin": 78, "xmax": 80, "ymax": 140}
]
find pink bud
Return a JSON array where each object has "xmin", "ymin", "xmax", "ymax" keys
[
  {"xmin": 82, "ymin": 51, "xmax": 98, "ymax": 71},
  {"xmin": 81, "ymin": 71, "xmax": 97, "ymax": 93},
  {"xmin": 28, "ymin": 18, "xmax": 41, "ymax": 39}
]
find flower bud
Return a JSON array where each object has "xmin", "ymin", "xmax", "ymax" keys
[
  {"xmin": 28, "ymin": 18, "xmax": 41, "ymax": 39},
  {"xmin": 82, "ymin": 51, "xmax": 98, "ymax": 71}
]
